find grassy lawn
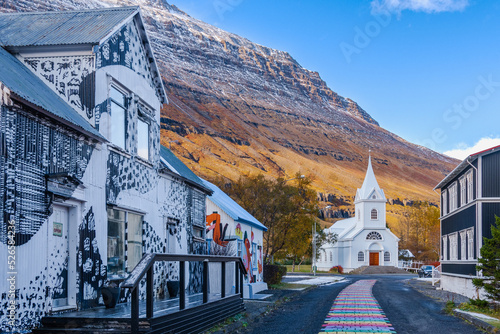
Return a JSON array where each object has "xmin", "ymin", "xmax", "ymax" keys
[
  {"xmin": 284, "ymin": 264, "xmax": 312, "ymax": 273},
  {"xmin": 458, "ymin": 302, "xmax": 500, "ymax": 329}
]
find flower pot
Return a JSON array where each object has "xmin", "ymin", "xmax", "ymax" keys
[
  {"xmin": 101, "ymin": 286, "xmax": 120, "ymax": 308},
  {"xmin": 167, "ymin": 281, "xmax": 180, "ymax": 298}
]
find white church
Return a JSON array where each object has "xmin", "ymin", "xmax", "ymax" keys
[{"xmin": 317, "ymin": 156, "xmax": 399, "ymax": 272}]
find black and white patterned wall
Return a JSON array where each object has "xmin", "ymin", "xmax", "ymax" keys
[
  {"xmin": 24, "ymin": 56, "xmax": 96, "ymax": 121},
  {"xmin": 96, "ymin": 19, "xmax": 163, "ymax": 102},
  {"xmin": 0, "ymin": 106, "xmax": 93, "ymax": 246}
]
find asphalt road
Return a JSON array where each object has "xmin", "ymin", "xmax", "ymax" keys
[{"xmin": 242, "ymin": 275, "xmax": 483, "ymax": 334}]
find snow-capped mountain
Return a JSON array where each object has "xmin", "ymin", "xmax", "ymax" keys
[{"xmin": 0, "ymin": 0, "xmax": 458, "ymax": 214}]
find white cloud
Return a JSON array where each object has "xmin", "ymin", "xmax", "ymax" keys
[
  {"xmin": 443, "ymin": 137, "xmax": 500, "ymax": 160},
  {"xmin": 371, "ymin": 0, "xmax": 469, "ymax": 14}
]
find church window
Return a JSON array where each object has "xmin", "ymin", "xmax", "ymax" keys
[
  {"xmin": 384, "ymin": 251, "xmax": 390, "ymax": 262},
  {"xmin": 358, "ymin": 251, "xmax": 364, "ymax": 262},
  {"xmin": 366, "ymin": 231, "xmax": 382, "ymax": 240},
  {"xmin": 371, "ymin": 209, "xmax": 378, "ymax": 220},
  {"xmin": 330, "ymin": 252, "xmax": 333, "ymax": 261}
]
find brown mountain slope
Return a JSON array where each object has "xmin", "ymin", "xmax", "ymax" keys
[{"xmin": 0, "ymin": 0, "xmax": 459, "ymax": 220}]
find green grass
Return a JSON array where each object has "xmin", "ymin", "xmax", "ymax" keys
[
  {"xmin": 456, "ymin": 300, "xmax": 500, "ymax": 329},
  {"xmin": 284, "ymin": 264, "xmax": 331, "ymax": 274}
]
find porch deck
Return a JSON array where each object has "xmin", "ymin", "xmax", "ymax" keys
[{"xmin": 34, "ymin": 293, "xmax": 245, "ymax": 333}]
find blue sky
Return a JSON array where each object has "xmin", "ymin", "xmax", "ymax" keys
[{"xmin": 167, "ymin": 0, "xmax": 500, "ymax": 159}]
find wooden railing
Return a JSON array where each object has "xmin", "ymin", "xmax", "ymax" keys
[{"xmin": 121, "ymin": 253, "xmax": 247, "ymax": 333}]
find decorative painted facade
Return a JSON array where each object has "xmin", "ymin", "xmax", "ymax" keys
[
  {"xmin": 317, "ymin": 156, "xmax": 399, "ymax": 272},
  {"xmin": 202, "ymin": 179, "xmax": 268, "ymax": 298},
  {"xmin": 0, "ymin": 7, "xmax": 209, "ymax": 332},
  {"xmin": 435, "ymin": 145, "xmax": 500, "ymax": 299}
]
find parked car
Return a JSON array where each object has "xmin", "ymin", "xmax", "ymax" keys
[{"xmin": 418, "ymin": 265, "xmax": 434, "ymax": 278}]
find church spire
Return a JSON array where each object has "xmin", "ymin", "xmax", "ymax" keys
[{"xmin": 355, "ymin": 154, "xmax": 385, "ymax": 202}]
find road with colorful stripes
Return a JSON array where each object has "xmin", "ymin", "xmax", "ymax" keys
[
  {"xmin": 243, "ymin": 275, "xmax": 483, "ymax": 334},
  {"xmin": 320, "ymin": 280, "xmax": 395, "ymax": 333}
]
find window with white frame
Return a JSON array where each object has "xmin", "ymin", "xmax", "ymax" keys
[
  {"xmin": 459, "ymin": 177, "xmax": 466, "ymax": 207},
  {"xmin": 358, "ymin": 251, "xmax": 364, "ymax": 262},
  {"xmin": 252, "ymin": 243, "xmax": 257, "ymax": 269},
  {"xmin": 237, "ymin": 240, "xmax": 242, "ymax": 258},
  {"xmin": 460, "ymin": 230, "xmax": 467, "ymax": 260},
  {"xmin": 107, "ymin": 207, "xmax": 143, "ymax": 279},
  {"xmin": 366, "ymin": 231, "xmax": 382, "ymax": 240},
  {"xmin": 449, "ymin": 183, "xmax": 458, "ymax": 212},
  {"xmin": 442, "ymin": 235, "xmax": 447, "ymax": 260},
  {"xmin": 466, "ymin": 171, "xmax": 474, "ymax": 203},
  {"xmin": 384, "ymin": 251, "xmax": 390, "ymax": 262},
  {"xmin": 449, "ymin": 233, "xmax": 458, "ymax": 260},
  {"xmin": 137, "ymin": 118, "xmax": 149, "ymax": 160},
  {"xmin": 109, "ymin": 86, "xmax": 127, "ymax": 149},
  {"xmin": 467, "ymin": 228, "xmax": 474, "ymax": 259},
  {"xmin": 442, "ymin": 190, "xmax": 448, "ymax": 216},
  {"xmin": 371, "ymin": 209, "xmax": 378, "ymax": 220},
  {"xmin": 330, "ymin": 252, "xmax": 333, "ymax": 262}
]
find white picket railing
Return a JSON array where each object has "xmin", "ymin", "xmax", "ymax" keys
[{"xmin": 432, "ymin": 264, "xmax": 442, "ymax": 286}]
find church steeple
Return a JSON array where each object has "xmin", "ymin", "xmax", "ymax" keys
[{"xmin": 355, "ymin": 155, "xmax": 386, "ymax": 203}]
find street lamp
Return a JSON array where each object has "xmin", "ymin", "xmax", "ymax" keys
[{"xmin": 312, "ymin": 205, "xmax": 331, "ymax": 276}]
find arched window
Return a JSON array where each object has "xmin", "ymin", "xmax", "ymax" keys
[
  {"xmin": 384, "ymin": 251, "xmax": 390, "ymax": 262},
  {"xmin": 358, "ymin": 251, "xmax": 364, "ymax": 262},
  {"xmin": 366, "ymin": 232, "xmax": 382, "ymax": 240},
  {"xmin": 330, "ymin": 252, "xmax": 333, "ymax": 262},
  {"xmin": 371, "ymin": 209, "xmax": 378, "ymax": 220}
]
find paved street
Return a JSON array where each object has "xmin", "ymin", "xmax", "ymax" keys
[{"xmin": 242, "ymin": 275, "xmax": 483, "ymax": 334}]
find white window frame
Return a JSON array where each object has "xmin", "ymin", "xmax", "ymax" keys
[
  {"xmin": 442, "ymin": 189, "xmax": 448, "ymax": 216},
  {"xmin": 358, "ymin": 251, "xmax": 364, "ymax": 262},
  {"xmin": 384, "ymin": 251, "xmax": 390, "ymax": 262},
  {"xmin": 442, "ymin": 235, "xmax": 447, "ymax": 260},
  {"xmin": 466, "ymin": 171, "xmax": 474, "ymax": 203},
  {"xmin": 449, "ymin": 233, "xmax": 458, "ymax": 261},
  {"xmin": 449, "ymin": 183, "xmax": 458, "ymax": 212},
  {"xmin": 329, "ymin": 252, "xmax": 333, "ymax": 262},
  {"xmin": 460, "ymin": 230, "xmax": 466, "ymax": 260},
  {"xmin": 370, "ymin": 209, "xmax": 378, "ymax": 220},
  {"xmin": 137, "ymin": 117, "xmax": 150, "ymax": 161},
  {"xmin": 459, "ymin": 177, "xmax": 466, "ymax": 207},
  {"xmin": 467, "ymin": 228, "xmax": 474, "ymax": 259}
]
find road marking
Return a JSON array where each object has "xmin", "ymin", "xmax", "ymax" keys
[{"xmin": 319, "ymin": 279, "xmax": 396, "ymax": 333}]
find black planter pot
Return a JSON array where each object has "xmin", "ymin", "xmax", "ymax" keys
[
  {"xmin": 101, "ymin": 286, "xmax": 120, "ymax": 308},
  {"xmin": 167, "ymin": 281, "xmax": 180, "ymax": 298}
]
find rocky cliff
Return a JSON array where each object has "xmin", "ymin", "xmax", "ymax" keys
[{"xmin": 0, "ymin": 0, "xmax": 459, "ymax": 221}]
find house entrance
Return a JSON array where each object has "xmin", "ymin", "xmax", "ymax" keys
[
  {"xmin": 369, "ymin": 252, "xmax": 379, "ymax": 266},
  {"xmin": 49, "ymin": 205, "xmax": 71, "ymax": 308}
]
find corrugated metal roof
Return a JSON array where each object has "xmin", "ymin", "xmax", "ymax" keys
[
  {"xmin": 159, "ymin": 145, "xmax": 209, "ymax": 192},
  {"xmin": 0, "ymin": 46, "xmax": 103, "ymax": 140},
  {"xmin": 202, "ymin": 179, "xmax": 267, "ymax": 231},
  {"xmin": 0, "ymin": 7, "xmax": 138, "ymax": 47}
]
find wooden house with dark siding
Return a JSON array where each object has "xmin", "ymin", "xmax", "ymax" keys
[
  {"xmin": 0, "ymin": 7, "xmax": 246, "ymax": 333},
  {"xmin": 435, "ymin": 145, "xmax": 500, "ymax": 298}
]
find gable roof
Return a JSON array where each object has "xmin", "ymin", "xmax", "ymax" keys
[
  {"xmin": 0, "ymin": 46, "xmax": 103, "ymax": 141},
  {"xmin": 0, "ymin": 7, "xmax": 167, "ymax": 104},
  {"xmin": 159, "ymin": 145, "xmax": 211, "ymax": 194},
  {"xmin": 0, "ymin": 7, "xmax": 138, "ymax": 47},
  {"xmin": 202, "ymin": 179, "xmax": 267, "ymax": 231},
  {"xmin": 434, "ymin": 145, "xmax": 500, "ymax": 190}
]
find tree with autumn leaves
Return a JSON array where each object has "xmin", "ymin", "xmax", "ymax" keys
[
  {"xmin": 215, "ymin": 173, "xmax": 333, "ymax": 264},
  {"xmin": 395, "ymin": 201, "xmax": 440, "ymax": 261}
]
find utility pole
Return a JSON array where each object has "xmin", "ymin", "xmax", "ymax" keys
[{"xmin": 312, "ymin": 220, "xmax": 316, "ymax": 276}]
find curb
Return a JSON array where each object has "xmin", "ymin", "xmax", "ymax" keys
[{"xmin": 452, "ymin": 309, "xmax": 499, "ymax": 334}]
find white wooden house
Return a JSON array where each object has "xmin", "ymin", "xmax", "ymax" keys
[{"xmin": 0, "ymin": 7, "xmax": 211, "ymax": 332}]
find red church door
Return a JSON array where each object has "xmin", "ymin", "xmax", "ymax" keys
[{"xmin": 369, "ymin": 252, "xmax": 379, "ymax": 266}]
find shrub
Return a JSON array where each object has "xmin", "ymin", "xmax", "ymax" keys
[
  {"xmin": 329, "ymin": 265, "xmax": 344, "ymax": 274},
  {"xmin": 469, "ymin": 298, "xmax": 489, "ymax": 309},
  {"xmin": 263, "ymin": 264, "xmax": 287, "ymax": 285}
]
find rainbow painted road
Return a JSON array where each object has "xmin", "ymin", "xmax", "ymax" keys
[{"xmin": 319, "ymin": 280, "xmax": 396, "ymax": 333}]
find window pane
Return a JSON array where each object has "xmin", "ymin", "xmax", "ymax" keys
[
  {"xmin": 111, "ymin": 101, "xmax": 125, "ymax": 148},
  {"xmin": 127, "ymin": 213, "xmax": 143, "ymax": 272},
  {"xmin": 137, "ymin": 119, "xmax": 149, "ymax": 160},
  {"xmin": 110, "ymin": 86, "xmax": 126, "ymax": 107},
  {"xmin": 107, "ymin": 208, "xmax": 126, "ymax": 278}
]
